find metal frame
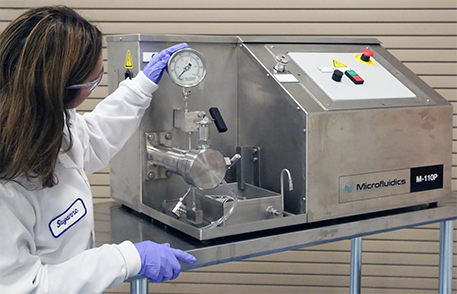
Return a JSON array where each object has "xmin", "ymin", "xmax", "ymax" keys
[{"xmin": 94, "ymin": 196, "xmax": 456, "ymax": 294}]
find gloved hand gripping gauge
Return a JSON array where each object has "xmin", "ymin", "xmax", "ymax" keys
[{"xmin": 167, "ymin": 48, "xmax": 206, "ymax": 88}]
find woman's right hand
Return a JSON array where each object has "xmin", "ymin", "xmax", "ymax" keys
[
  {"xmin": 134, "ymin": 241, "xmax": 196, "ymax": 283},
  {"xmin": 142, "ymin": 43, "xmax": 188, "ymax": 84}
]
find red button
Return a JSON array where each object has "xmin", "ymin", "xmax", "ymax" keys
[
  {"xmin": 354, "ymin": 76, "xmax": 363, "ymax": 82},
  {"xmin": 361, "ymin": 49, "xmax": 373, "ymax": 57}
]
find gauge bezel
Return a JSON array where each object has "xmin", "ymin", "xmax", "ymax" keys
[{"xmin": 167, "ymin": 48, "xmax": 206, "ymax": 88}]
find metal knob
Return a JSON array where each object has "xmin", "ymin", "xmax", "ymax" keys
[{"xmin": 274, "ymin": 54, "xmax": 290, "ymax": 72}]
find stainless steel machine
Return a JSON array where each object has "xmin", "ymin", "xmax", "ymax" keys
[{"xmin": 107, "ymin": 35, "xmax": 452, "ymax": 240}]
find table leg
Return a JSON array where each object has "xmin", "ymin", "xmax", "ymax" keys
[
  {"xmin": 350, "ymin": 237, "xmax": 362, "ymax": 294},
  {"xmin": 439, "ymin": 220, "xmax": 454, "ymax": 294},
  {"xmin": 130, "ymin": 278, "xmax": 148, "ymax": 294}
]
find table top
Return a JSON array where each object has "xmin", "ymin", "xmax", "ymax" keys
[{"xmin": 94, "ymin": 195, "xmax": 456, "ymax": 271}]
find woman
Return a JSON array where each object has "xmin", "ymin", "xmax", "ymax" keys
[{"xmin": 0, "ymin": 5, "xmax": 195, "ymax": 293}]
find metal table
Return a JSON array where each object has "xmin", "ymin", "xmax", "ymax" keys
[{"xmin": 94, "ymin": 195, "xmax": 456, "ymax": 294}]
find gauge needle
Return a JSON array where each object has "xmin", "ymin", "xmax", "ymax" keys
[{"xmin": 178, "ymin": 63, "xmax": 192, "ymax": 79}]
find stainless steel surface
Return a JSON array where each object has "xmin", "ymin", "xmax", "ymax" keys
[
  {"xmin": 439, "ymin": 220, "xmax": 454, "ymax": 294},
  {"xmin": 130, "ymin": 278, "xmax": 147, "ymax": 294},
  {"xmin": 350, "ymin": 237, "xmax": 362, "ymax": 294},
  {"xmin": 95, "ymin": 196, "xmax": 457, "ymax": 269},
  {"xmin": 94, "ymin": 196, "xmax": 456, "ymax": 294},
  {"xmin": 108, "ymin": 34, "xmax": 453, "ymax": 240},
  {"xmin": 147, "ymin": 144, "xmax": 226, "ymax": 190},
  {"xmin": 106, "ymin": 34, "xmax": 237, "ymax": 44},
  {"xmin": 196, "ymin": 182, "xmax": 282, "ymax": 225}
]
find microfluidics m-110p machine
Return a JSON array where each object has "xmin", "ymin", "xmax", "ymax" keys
[{"xmin": 107, "ymin": 35, "xmax": 452, "ymax": 240}]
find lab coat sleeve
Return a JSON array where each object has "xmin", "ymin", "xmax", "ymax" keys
[
  {"xmin": 0, "ymin": 187, "xmax": 142, "ymax": 294},
  {"xmin": 75, "ymin": 71, "xmax": 158, "ymax": 174}
]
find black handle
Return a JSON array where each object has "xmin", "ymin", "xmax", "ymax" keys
[{"xmin": 209, "ymin": 107, "xmax": 228, "ymax": 133}]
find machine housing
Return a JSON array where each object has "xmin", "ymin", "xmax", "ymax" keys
[{"xmin": 107, "ymin": 35, "xmax": 452, "ymax": 240}]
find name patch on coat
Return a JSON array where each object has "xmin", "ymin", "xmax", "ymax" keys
[{"xmin": 49, "ymin": 198, "xmax": 87, "ymax": 238}]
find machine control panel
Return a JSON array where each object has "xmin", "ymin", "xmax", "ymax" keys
[{"xmin": 288, "ymin": 52, "xmax": 416, "ymax": 101}]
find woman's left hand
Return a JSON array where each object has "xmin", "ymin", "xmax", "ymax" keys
[{"xmin": 143, "ymin": 43, "xmax": 188, "ymax": 84}]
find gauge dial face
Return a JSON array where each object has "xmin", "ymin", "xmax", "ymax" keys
[{"xmin": 167, "ymin": 48, "xmax": 206, "ymax": 88}]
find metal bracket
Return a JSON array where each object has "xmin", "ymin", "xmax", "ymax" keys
[
  {"xmin": 236, "ymin": 146, "xmax": 261, "ymax": 190},
  {"xmin": 145, "ymin": 132, "xmax": 173, "ymax": 181},
  {"xmin": 173, "ymin": 109, "xmax": 205, "ymax": 133}
]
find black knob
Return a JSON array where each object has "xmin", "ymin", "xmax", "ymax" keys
[
  {"xmin": 360, "ymin": 54, "xmax": 370, "ymax": 62},
  {"xmin": 332, "ymin": 69, "xmax": 343, "ymax": 82}
]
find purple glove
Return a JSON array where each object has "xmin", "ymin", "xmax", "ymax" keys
[
  {"xmin": 134, "ymin": 241, "xmax": 196, "ymax": 283},
  {"xmin": 143, "ymin": 43, "xmax": 188, "ymax": 84}
]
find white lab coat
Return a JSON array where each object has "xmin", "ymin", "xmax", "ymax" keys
[{"xmin": 0, "ymin": 71, "xmax": 158, "ymax": 294}]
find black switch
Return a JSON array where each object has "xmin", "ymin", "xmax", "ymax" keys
[
  {"xmin": 332, "ymin": 69, "xmax": 343, "ymax": 82},
  {"xmin": 125, "ymin": 69, "xmax": 134, "ymax": 79},
  {"xmin": 345, "ymin": 70, "xmax": 364, "ymax": 85}
]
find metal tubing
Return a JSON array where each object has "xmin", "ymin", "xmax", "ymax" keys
[
  {"xmin": 439, "ymin": 220, "xmax": 454, "ymax": 294},
  {"xmin": 130, "ymin": 278, "xmax": 148, "ymax": 294},
  {"xmin": 350, "ymin": 237, "xmax": 362, "ymax": 294}
]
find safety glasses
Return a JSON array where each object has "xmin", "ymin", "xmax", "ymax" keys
[{"xmin": 67, "ymin": 66, "xmax": 104, "ymax": 92}]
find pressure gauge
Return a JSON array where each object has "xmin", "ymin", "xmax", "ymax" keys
[{"xmin": 167, "ymin": 48, "xmax": 206, "ymax": 88}]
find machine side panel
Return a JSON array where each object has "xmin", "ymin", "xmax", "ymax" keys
[
  {"xmin": 238, "ymin": 46, "xmax": 307, "ymax": 215},
  {"xmin": 107, "ymin": 40, "xmax": 142, "ymax": 210},
  {"xmin": 306, "ymin": 105, "xmax": 452, "ymax": 221}
]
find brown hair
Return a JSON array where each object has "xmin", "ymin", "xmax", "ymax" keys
[{"xmin": 0, "ymin": 6, "xmax": 102, "ymax": 188}]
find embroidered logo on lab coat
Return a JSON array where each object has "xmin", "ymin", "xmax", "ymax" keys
[{"xmin": 49, "ymin": 198, "xmax": 87, "ymax": 238}]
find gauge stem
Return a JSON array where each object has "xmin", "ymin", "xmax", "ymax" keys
[{"xmin": 182, "ymin": 88, "xmax": 190, "ymax": 113}]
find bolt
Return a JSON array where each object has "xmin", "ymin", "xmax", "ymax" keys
[
  {"xmin": 252, "ymin": 147, "xmax": 258, "ymax": 154},
  {"xmin": 265, "ymin": 206, "xmax": 280, "ymax": 217},
  {"xmin": 197, "ymin": 111, "xmax": 205, "ymax": 118},
  {"xmin": 165, "ymin": 133, "xmax": 172, "ymax": 140},
  {"xmin": 253, "ymin": 157, "xmax": 258, "ymax": 163},
  {"xmin": 148, "ymin": 171, "xmax": 155, "ymax": 180},
  {"xmin": 165, "ymin": 171, "xmax": 173, "ymax": 178}
]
